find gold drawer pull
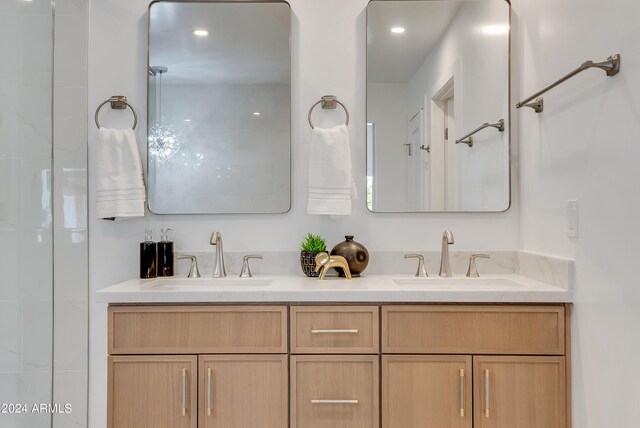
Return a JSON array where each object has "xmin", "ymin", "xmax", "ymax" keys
[
  {"xmin": 181, "ymin": 368, "xmax": 187, "ymax": 417},
  {"xmin": 311, "ymin": 329, "xmax": 358, "ymax": 334},
  {"xmin": 459, "ymin": 369, "xmax": 465, "ymax": 417},
  {"xmin": 207, "ymin": 368, "xmax": 212, "ymax": 416},
  {"xmin": 484, "ymin": 369, "xmax": 490, "ymax": 418},
  {"xmin": 311, "ymin": 399, "xmax": 359, "ymax": 404}
]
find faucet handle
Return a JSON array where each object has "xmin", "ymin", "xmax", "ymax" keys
[
  {"xmin": 210, "ymin": 231, "xmax": 222, "ymax": 245},
  {"xmin": 177, "ymin": 255, "xmax": 201, "ymax": 278},
  {"xmin": 404, "ymin": 254, "xmax": 428, "ymax": 277},
  {"xmin": 466, "ymin": 254, "xmax": 491, "ymax": 278},
  {"xmin": 240, "ymin": 255, "xmax": 263, "ymax": 278}
]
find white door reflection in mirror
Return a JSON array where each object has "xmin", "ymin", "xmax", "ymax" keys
[{"xmin": 366, "ymin": 0, "xmax": 510, "ymax": 212}]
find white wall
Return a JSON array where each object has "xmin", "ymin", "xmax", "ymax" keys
[
  {"xmin": 514, "ymin": 0, "xmax": 640, "ymax": 425},
  {"xmin": 87, "ymin": 0, "xmax": 519, "ymax": 426},
  {"xmin": 407, "ymin": 0, "xmax": 510, "ymax": 211},
  {"xmin": 367, "ymin": 82, "xmax": 408, "ymax": 211}
]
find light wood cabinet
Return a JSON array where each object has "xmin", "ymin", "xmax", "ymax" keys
[
  {"xmin": 291, "ymin": 306, "xmax": 379, "ymax": 354},
  {"xmin": 382, "ymin": 305, "xmax": 565, "ymax": 355},
  {"xmin": 382, "ymin": 355, "xmax": 472, "ymax": 428},
  {"xmin": 198, "ymin": 355, "xmax": 288, "ymax": 428},
  {"xmin": 107, "ymin": 303, "xmax": 570, "ymax": 428},
  {"xmin": 291, "ymin": 355, "xmax": 379, "ymax": 428},
  {"xmin": 473, "ymin": 356, "xmax": 566, "ymax": 428},
  {"xmin": 108, "ymin": 305, "xmax": 288, "ymax": 428},
  {"xmin": 109, "ymin": 305, "xmax": 288, "ymax": 354},
  {"xmin": 108, "ymin": 356, "xmax": 197, "ymax": 428},
  {"xmin": 381, "ymin": 305, "xmax": 570, "ymax": 428}
]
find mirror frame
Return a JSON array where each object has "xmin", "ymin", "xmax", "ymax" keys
[
  {"xmin": 365, "ymin": 0, "xmax": 512, "ymax": 214},
  {"xmin": 146, "ymin": 0, "xmax": 293, "ymax": 215}
]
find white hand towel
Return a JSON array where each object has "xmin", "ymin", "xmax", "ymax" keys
[
  {"xmin": 307, "ymin": 124, "xmax": 354, "ymax": 216},
  {"xmin": 95, "ymin": 128, "xmax": 146, "ymax": 220}
]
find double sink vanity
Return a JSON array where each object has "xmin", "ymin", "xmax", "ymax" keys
[
  {"xmin": 97, "ymin": 236, "xmax": 573, "ymax": 428},
  {"xmin": 99, "ymin": 0, "xmax": 572, "ymax": 426}
]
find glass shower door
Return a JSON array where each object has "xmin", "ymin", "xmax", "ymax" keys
[{"xmin": 0, "ymin": 0, "xmax": 54, "ymax": 426}]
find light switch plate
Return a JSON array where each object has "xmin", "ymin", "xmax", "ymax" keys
[{"xmin": 567, "ymin": 200, "xmax": 579, "ymax": 238}]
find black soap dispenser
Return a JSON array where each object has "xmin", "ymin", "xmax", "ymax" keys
[
  {"xmin": 140, "ymin": 228, "xmax": 157, "ymax": 279},
  {"xmin": 158, "ymin": 228, "xmax": 174, "ymax": 277}
]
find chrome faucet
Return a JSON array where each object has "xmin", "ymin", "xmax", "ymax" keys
[
  {"xmin": 176, "ymin": 255, "xmax": 201, "ymax": 278},
  {"xmin": 240, "ymin": 255, "xmax": 263, "ymax": 278},
  {"xmin": 439, "ymin": 230, "xmax": 455, "ymax": 277},
  {"xmin": 466, "ymin": 254, "xmax": 491, "ymax": 278},
  {"xmin": 405, "ymin": 254, "xmax": 428, "ymax": 277},
  {"xmin": 209, "ymin": 231, "xmax": 227, "ymax": 278}
]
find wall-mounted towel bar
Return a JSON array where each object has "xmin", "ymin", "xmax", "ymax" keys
[
  {"xmin": 455, "ymin": 119, "xmax": 505, "ymax": 147},
  {"xmin": 308, "ymin": 95, "xmax": 350, "ymax": 129},
  {"xmin": 517, "ymin": 54, "xmax": 621, "ymax": 113},
  {"xmin": 95, "ymin": 96, "xmax": 138, "ymax": 130}
]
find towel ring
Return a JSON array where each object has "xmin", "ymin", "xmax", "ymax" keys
[
  {"xmin": 95, "ymin": 96, "xmax": 138, "ymax": 130},
  {"xmin": 308, "ymin": 95, "xmax": 349, "ymax": 129}
]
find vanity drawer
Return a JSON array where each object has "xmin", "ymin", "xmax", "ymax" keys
[
  {"xmin": 382, "ymin": 305, "xmax": 565, "ymax": 355},
  {"xmin": 291, "ymin": 306, "xmax": 379, "ymax": 354},
  {"xmin": 291, "ymin": 355, "xmax": 379, "ymax": 428},
  {"xmin": 108, "ymin": 306, "xmax": 287, "ymax": 354}
]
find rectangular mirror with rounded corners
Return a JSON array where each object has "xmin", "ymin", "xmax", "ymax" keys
[
  {"xmin": 147, "ymin": 1, "xmax": 291, "ymax": 214},
  {"xmin": 366, "ymin": 0, "xmax": 511, "ymax": 212}
]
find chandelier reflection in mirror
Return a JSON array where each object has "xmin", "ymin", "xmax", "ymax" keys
[{"xmin": 148, "ymin": 66, "xmax": 184, "ymax": 164}]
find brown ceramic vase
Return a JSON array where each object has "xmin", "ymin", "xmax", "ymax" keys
[{"xmin": 331, "ymin": 236, "xmax": 369, "ymax": 277}]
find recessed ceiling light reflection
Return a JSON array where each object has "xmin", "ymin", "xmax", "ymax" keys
[
  {"xmin": 183, "ymin": 119, "xmax": 191, "ymax": 122},
  {"xmin": 482, "ymin": 24, "xmax": 509, "ymax": 35},
  {"xmin": 253, "ymin": 112, "xmax": 261, "ymax": 116},
  {"xmin": 391, "ymin": 27, "xmax": 406, "ymax": 34},
  {"xmin": 193, "ymin": 29, "xmax": 210, "ymax": 37}
]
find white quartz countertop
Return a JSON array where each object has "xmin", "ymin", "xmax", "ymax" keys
[{"xmin": 96, "ymin": 274, "xmax": 572, "ymax": 304}]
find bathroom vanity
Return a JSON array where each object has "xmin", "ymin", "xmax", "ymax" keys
[
  {"xmin": 96, "ymin": 0, "xmax": 572, "ymax": 426},
  {"xmin": 98, "ymin": 275, "xmax": 572, "ymax": 428}
]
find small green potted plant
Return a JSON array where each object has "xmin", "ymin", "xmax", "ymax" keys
[{"xmin": 300, "ymin": 233, "xmax": 327, "ymax": 277}]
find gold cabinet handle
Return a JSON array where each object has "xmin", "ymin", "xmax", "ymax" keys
[
  {"xmin": 207, "ymin": 368, "xmax": 212, "ymax": 416},
  {"xmin": 311, "ymin": 399, "xmax": 359, "ymax": 404},
  {"xmin": 459, "ymin": 369, "xmax": 465, "ymax": 417},
  {"xmin": 310, "ymin": 329, "xmax": 358, "ymax": 334},
  {"xmin": 484, "ymin": 369, "xmax": 490, "ymax": 418},
  {"xmin": 181, "ymin": 368, "xmax": 187, "ymax": 417}
]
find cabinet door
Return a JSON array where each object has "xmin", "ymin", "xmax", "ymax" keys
[
  {"xmin": 199, "ymin": 355, "xmax": 288, "ymax": 428},
  {"xmin": 291, "ymin": 355, "xmax": 379, "ymax": 428},
  {"xmin": 108, "ymin": 356, "xmax": 197, "ymax": 428},
  {"xmin": 474, "ymin": 356, "xmax": 566, "ymax": 428},
  {"xmin": 382, "ymin": 355, "xmax": 472, "ymax": 428}
]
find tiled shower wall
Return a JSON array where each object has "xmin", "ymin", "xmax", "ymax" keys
[
  {"xmin": 0, "ymin": 0, "xmax": 89, "ymax": 426},
  {"xmin": 0, "ymin": 0, "xmax": 54, "ymax": 426},
  {"xmin": 53, "ymin": 0, "xmax": 89, "ymax": 427},
  {"xmin": 149, "ymin": 83, "xmax": 291, "ymax": 213}
]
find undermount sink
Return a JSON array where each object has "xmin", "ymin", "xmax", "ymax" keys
[
  {"xmin": 142, "ymin": 277, "xmax": 273, "ymax": 289},
  {"xmin": 393, "ymin": 277, "xmax": 523, "ymax": 287}
]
